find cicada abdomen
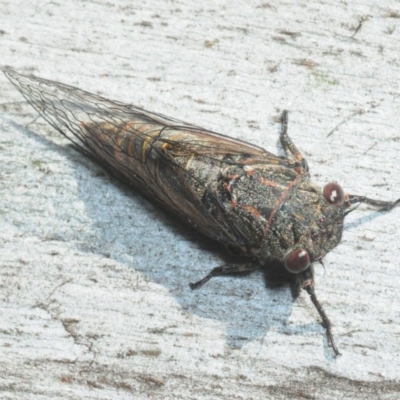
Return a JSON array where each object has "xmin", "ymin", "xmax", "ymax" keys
[{"xmin": 5, "ymin": 68, "xmax": 399, "ymax": 356}]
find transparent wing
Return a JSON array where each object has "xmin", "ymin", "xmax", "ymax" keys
[{"xmin": 3, "ymin": 68, "xmax": 286, "ymax": 246}]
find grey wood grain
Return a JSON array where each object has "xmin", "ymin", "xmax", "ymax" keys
[{"xmin": 1, "ymin": 1, "xmax": 399, "ymax": 398}]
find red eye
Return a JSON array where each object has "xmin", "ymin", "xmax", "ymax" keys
[
  {"xmin": 323, "ymin": 183, "xmax": 344, "ymax": 205},
  {"xmin": 284, "ymin": 248, "xmax": 310, "ymax": 273}
]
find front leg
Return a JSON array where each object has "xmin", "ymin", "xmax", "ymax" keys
[
  {"xmin": 280, "ymin": 110, "xmax": 309, "ymax": 172},
  {"xmin": 189, "ymin": 262, "xmax": 259, "ymax": 289},
  {"xmin": 300, "ymin": 267, "xmax": 340, "ymax": 356},
  {"xmin": 346, "ymin": 194, "xmax": 400, "ymax": 211}
]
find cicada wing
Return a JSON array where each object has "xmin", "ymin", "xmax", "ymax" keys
[
  {"xmin": 3, "ymin": 68, "xmax": 135, "ymax": 156},
  {"xmin": 4, "ymin": 69, "xmax": 280, "ymax": 161},
  {"xmin": 3, "ymin": 69, "xmax": 285, "ymax": 247}
]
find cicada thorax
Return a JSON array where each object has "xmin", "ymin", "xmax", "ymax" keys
[
  {"xmin": 198, "ymin": 157, "xmax": 345, "ymax": 263},
  {"xmin": 198, "ymin": 160, "xmax": 311, "ymax": 255}
]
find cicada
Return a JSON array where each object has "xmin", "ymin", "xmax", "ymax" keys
[{"xmin": 4, "ymin": 68, "xmax": 399, "ymax": 356}]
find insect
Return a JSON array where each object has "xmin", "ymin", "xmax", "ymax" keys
[{"xmin": 4, "ymin": 68, "xmax": 399, "ymax": 356}]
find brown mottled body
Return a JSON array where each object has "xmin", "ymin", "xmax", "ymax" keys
[
  {"xmin": 4, "ymin": 68, "xmax": 399, "ymax": 356},
  {"xmin": 78, "ymin": 120, "xmax": 343, "ymax": 266}
]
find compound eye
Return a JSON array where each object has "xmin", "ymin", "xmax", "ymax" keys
[
  {"xmin": 284, "ymin": 249, "xmax": 310, "ymax": 273},
  {"xmin": 323, "ymin": 182, "xmax": 344, "ymax": 205}
]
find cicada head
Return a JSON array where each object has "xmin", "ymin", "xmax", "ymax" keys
[{"xmin": 264, "ymin": 182, "xmax": 347, "ymax": 274}]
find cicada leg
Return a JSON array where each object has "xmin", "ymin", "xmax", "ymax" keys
[
  {"xmin": 300, "ymin": 268, "xmax": 340, "ymax": 356},
  {"xmin": 189, "ymin": 262, "xmax": 259, "ymax": 289},
  {"xmin": 346, "ymin": 194, "xmax": 400, "ymax": 212},
  {"xmin": 280, "ymin": 110, "xmax": 309, "ymax": 172}
]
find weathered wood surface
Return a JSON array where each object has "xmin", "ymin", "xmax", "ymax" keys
[{"xmin": 1, "ymin": 1, "xmax": 400, "ymax": 398}]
